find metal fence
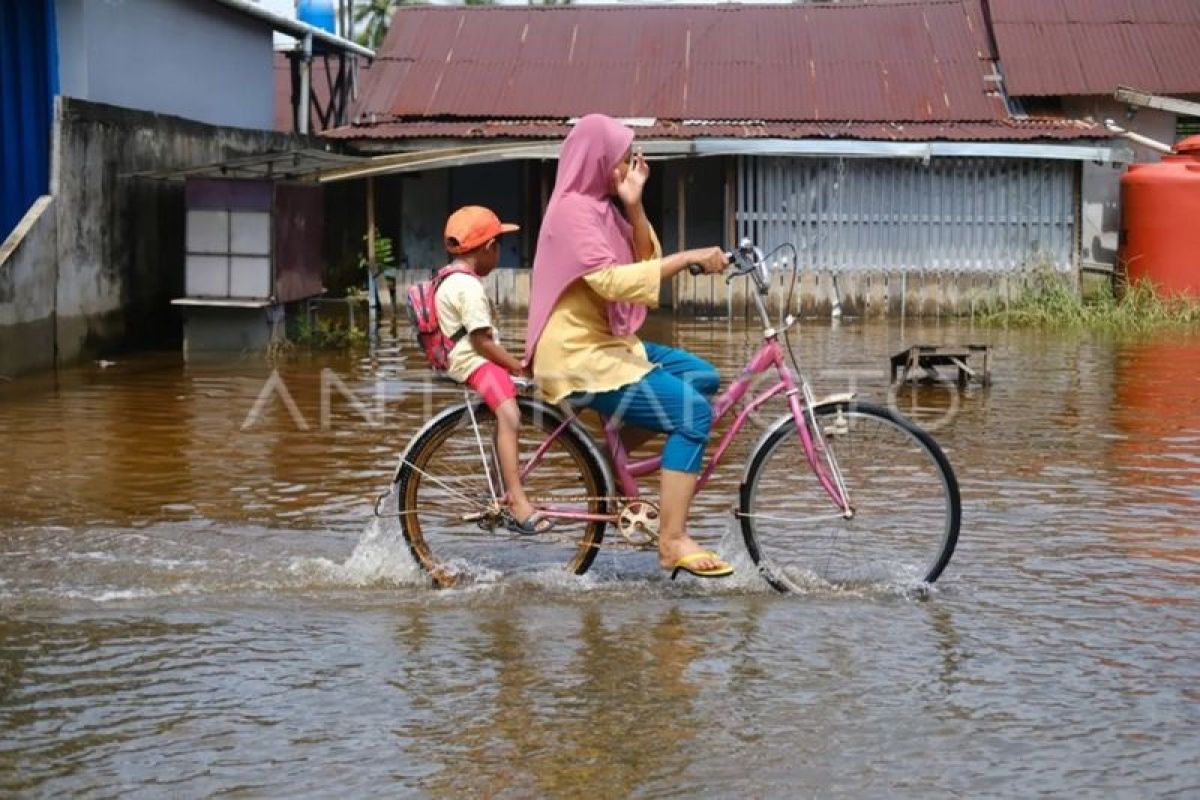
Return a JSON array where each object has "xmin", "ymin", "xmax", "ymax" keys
[{"xmin": 737, "ymin": 156, "xmax": 1076, "ymax": 273}]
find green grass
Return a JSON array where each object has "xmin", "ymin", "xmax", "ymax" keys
[
  {"xmin": 982, "ymin": 271, "xmax": 1200, "ymax": 333},
  {"xmin": 291, "ymin": 315, "xmax": 366, "ymax": 349}
]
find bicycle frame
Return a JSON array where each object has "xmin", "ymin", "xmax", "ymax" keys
[{"xmin": 520, "ymin": 314, "xmax": 852, "ymax": 526}]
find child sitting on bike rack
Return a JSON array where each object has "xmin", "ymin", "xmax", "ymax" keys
[{"xmin": 432, "ymin": 206, "xmax": 552, "ymax": 535}]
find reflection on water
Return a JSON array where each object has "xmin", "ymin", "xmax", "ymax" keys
[{"xmin": 1, "ymin": 317, "xmax": 1199, "ymax": 796}]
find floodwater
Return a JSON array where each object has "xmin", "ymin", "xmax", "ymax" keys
[{"xmin": 1, "ymin": 315, "xmax": 1198, "ymax": 797}]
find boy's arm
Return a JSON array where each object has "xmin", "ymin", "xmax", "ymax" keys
[{"xmin": 469, "ymin": 329, "xmax": 527, "ymax": 375}]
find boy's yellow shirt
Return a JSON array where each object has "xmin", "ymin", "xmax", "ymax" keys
[{"xmin": 435, "ymin": 271, "xmax": 498, "ymax": 383}]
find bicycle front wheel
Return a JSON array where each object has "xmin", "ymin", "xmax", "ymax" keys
[
  {"xmin": 395, "ymin": 397, "xmax": 610, "ymax": 588},
  {"xmin": 739, "ymin": 401, "xmax": 960, "ymax": 591}
]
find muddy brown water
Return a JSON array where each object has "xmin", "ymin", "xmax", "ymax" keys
[{"xmin": 1, "ymin": 316, "xmax": 1198, "ymax": 797}]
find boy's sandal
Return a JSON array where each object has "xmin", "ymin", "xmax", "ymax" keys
[{"xmin": 505, "ymin": 511, "xmax": 555, "ymax": 536}]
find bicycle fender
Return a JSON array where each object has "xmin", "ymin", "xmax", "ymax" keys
[{"xmin": 389, "ymin": 399, "xmax": 475, "ymax": 484}]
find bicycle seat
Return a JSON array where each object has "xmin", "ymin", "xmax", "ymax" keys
[{"xmin": 434, "ymin": 373, "xmax": 535, "ymax": 393}]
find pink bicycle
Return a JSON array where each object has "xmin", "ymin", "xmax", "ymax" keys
[{"xmin": 383, "ymin": 240, "xmax": 961, "ymax": 591}]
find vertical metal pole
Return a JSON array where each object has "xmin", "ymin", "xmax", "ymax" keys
[
  {"xmin": 724, "ymin": 156, "xmax": 736, "ymax": 247},
  {"xmin": 298, "ymin": 32, "xmax": 313, "ymax": 135},
  {"xmin": 367, "ymin": 175, "xmax": 378, "ymax": 310},
  {"xmin": 676, "ymin": 168, "xmax": 687, "ymax": 252},
  {"xmin": 521, "ymin": 160, "xmax": 531, "ymax": 266},
  {"xmin": 1071, "ymin": 161, "xmax": 1082, "ymax": 295},
  {"xmin": 367, "ymin": 177, "xmax": 377, "ymax": 258},
  {"xmin": 673, "ymin": 167, "xmax": 686, "ymax": 313},
  {"xmin": 724, "ymin": 157, "xmax": 736, "ymax": 323},
  {"xmin": 367, "ymin": 175, "xmax": 377, "ymax": 268}
]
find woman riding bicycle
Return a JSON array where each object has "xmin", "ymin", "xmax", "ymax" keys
[{"xmin": 525, "ymin": 113, "xmax": 733, "ymax": 580}]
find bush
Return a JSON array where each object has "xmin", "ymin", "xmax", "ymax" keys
[
  {"xmin": 983, "ymin": 269, "xmax": 1200, "ymax": 332},
  {"xmin": 291, "ymin": 314, "xmax": 366, "ymax": 349}
]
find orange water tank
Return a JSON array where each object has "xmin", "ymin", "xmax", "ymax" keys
[{"xmin": 1120, "ymin": 135, "xmax": 1200, "ymax": 296}]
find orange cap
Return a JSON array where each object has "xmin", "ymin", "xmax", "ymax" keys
[{"xmin": 444, "ymin": 206, "xmax": 520, "ymax": 255}]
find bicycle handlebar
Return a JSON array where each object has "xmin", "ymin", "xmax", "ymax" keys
[
  {"xmin": 686, "ymin": 254, "xmax": 734, "ymax": 277},
  {"xmin": 686, "ymin": 240, "xmax": 761, "ymax": 278}
]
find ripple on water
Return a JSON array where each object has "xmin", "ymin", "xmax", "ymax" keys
[{"xmin": 1, "ymin": 321, "xmax": 1199, "ymax": 796}]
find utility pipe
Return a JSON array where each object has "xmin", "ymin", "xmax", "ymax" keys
[
  {"xmin": 212, "ymin": 0, "xmax": 373, "ymax": 58},
  {"xmin": 1103, "ymin": 120, "xmax": 1174, "ymax": 155},
  {"xmin": 298, "ymin": 32, "xmax": 312, "ymax": 136}
]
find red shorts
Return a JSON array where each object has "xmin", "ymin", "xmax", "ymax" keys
[{"xmin": 465, "ymin": 362, "xmax": 518, "ymax": 411}]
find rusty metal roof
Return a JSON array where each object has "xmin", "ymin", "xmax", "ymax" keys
[
  {"xmin": 990, "ymin": 0, "xmax": 1200, "ymax": 96},
  {"xmin": 325, "ymin": 117, "xmax": 1105, "ymax": 142},
  {"xmin": 355, "ymin": 1, "xmax": 1006, "ymax": 125}
]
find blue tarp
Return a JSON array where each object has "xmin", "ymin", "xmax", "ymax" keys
[{"xmin": 1, "ymin": 0, "xmax": 58, "ymax": 240}]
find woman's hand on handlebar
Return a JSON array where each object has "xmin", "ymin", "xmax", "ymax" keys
[
  {"xmin": 689, "ymin": 246, "xmax": 729, "ymax": 275},
  {"xmin": 661, "ymin": 247, "xmax": 728, "ymax": 279}
]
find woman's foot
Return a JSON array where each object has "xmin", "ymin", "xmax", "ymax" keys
[
  {"xmin": 658, "ymin": 536, "xmax": 729, "ymax": 573},
  {"xmin": 669, "ymin": 551, "xmax": 733, "ymax": 580}
]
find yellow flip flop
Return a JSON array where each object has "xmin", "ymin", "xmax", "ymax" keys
[{"xmin": 670, "ymin": 551, "xmax": 734, "ymax": 580}]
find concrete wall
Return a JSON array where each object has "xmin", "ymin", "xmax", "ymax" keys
[
  {"xmin": 24, "ymin": 96, "xmax": 300, "ymax": 372},
  {"xmin": 55, "ymin": 0, "xmax": 275, "ymax": 131},
  {"xmin": 382, "ymin": 265, "xmax": 1031, "ymax": 321},
  {"xmin": 0, "ymin": 197, "xmax": 58, "ymax": 376}
]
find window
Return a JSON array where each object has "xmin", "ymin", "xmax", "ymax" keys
[{"xmin": 1177, "ymin": 116, "xmax": 1200, "ymax": 142}]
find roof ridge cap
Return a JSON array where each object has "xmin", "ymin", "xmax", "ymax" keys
[{"xmin": 392, "ymin": 0, "xmax": 971, "ymax": 9}]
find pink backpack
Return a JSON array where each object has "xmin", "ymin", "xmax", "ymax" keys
[{"xmin": 404, "ymin": 264, "xmax": 478, "ymax": 373}]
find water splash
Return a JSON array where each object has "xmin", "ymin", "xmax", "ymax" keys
[{"xmin": 289, "ymin": 517, "xmax": 426, "ymax": 587}]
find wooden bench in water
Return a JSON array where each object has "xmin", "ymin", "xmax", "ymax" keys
[{"xmin": 890, "ymin": 345, "xmax": 992, "ymax": 387}]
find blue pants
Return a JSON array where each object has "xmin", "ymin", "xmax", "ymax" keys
[{"xmin": 571, "ymin": 342, "xmax": 720, "ymax": 474}]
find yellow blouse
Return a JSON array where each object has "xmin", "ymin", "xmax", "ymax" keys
[{"xmin": 533, "ymin": 258, "xmax": 663, "ymax": 403}]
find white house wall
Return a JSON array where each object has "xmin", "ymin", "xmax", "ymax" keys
[{"xmin": 54, "ymin": 0, "xmax": 275, "ymax": 131}]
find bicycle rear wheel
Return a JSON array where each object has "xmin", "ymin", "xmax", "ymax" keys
[
  {"xmin": 394, "ymin": 397, "xmax": 610, "ymax": 588},
  {"xmin": 739, "ymin": 401, "xmax": 960, "ymax": 591}
]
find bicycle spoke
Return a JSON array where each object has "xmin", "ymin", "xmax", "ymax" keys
[
  {"xmin": 740, "ymin": 402, "xmax": 959, "ymax": 588},
  {"xmin": 400, "ymin": 457, "xmax": 489, "ymax": 506},
  {"xmin": 396, "ymin": 401, "xmax": 609, "ymax": 586}
]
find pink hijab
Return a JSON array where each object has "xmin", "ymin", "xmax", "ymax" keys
[{"xmin": 524, "ymin": 114, "xmax": 649, "ymax": 364}]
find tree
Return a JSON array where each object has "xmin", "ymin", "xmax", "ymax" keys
[
  {"xmin": 353, "ymin": 0, "xmax": 501, "ymax": 49},
  {"xmin": 353, "ymin": 0, "xmax": 414, "ymax": 49}
]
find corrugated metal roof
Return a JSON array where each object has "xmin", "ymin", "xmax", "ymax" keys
[
  {"xmin": 324, "ymin": 117, "xmax": 1107, "ymax": 142},
  {"xmin": 991, "ymin": 0, "xmax": 1200, "ymax": 96},
  {"xmin": 354, "ymin": 1, "xmax": 1005, "ymax": 124}
]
